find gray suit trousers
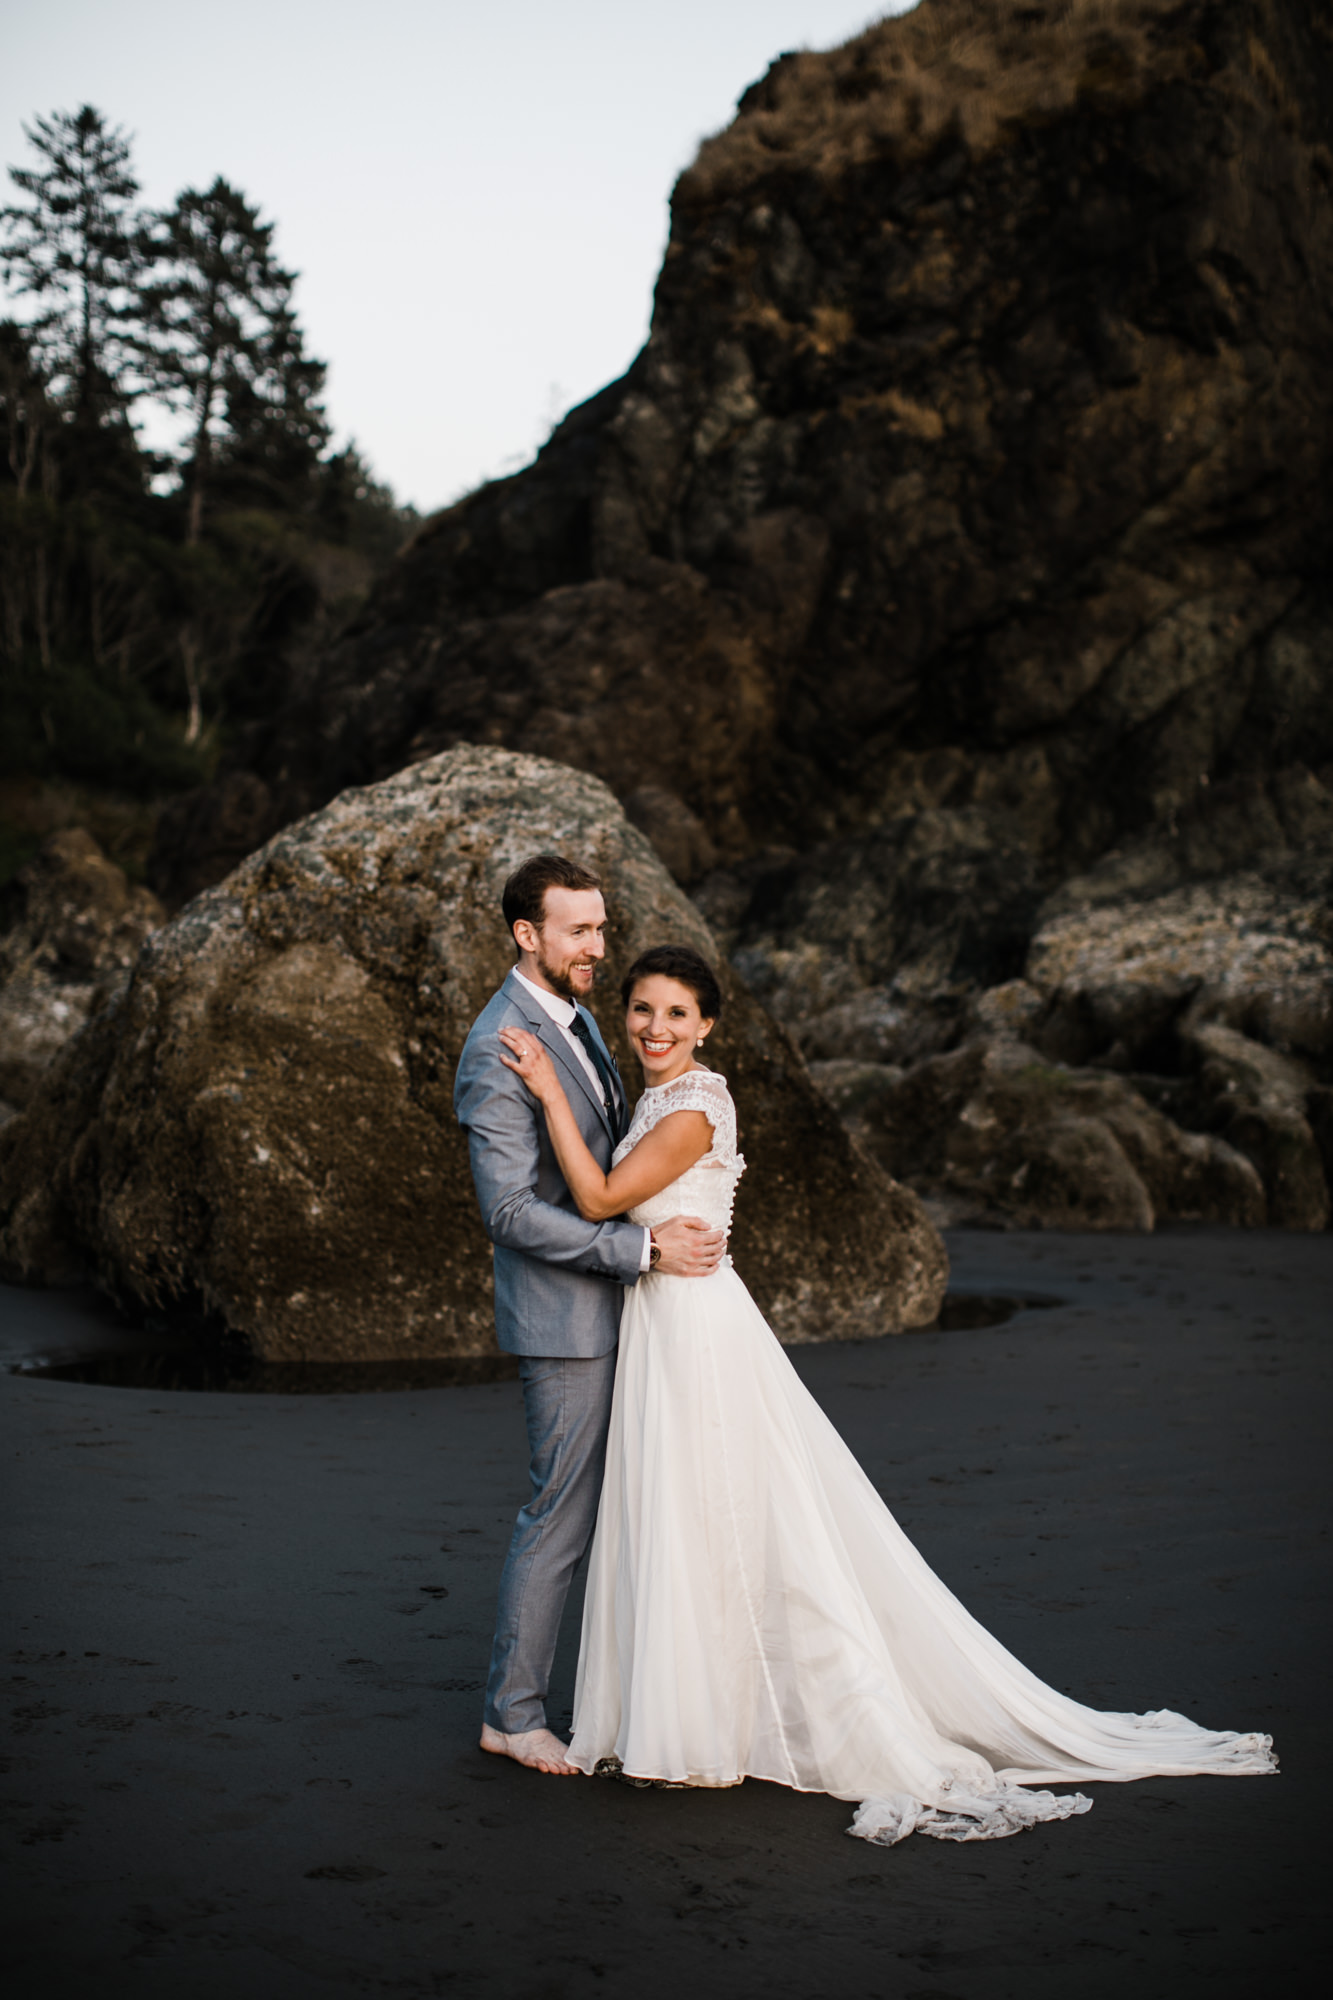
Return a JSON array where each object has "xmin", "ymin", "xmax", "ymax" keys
[{"xmin": 484, "ymin": 1350, "xmax": 618, "ymax": 1734}]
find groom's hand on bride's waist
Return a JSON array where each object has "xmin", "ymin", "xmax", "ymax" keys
[{"xmin": 650, "ymin": 1216, "xmax": 726, "ymax": 1278}]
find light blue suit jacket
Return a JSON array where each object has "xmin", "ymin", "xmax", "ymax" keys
[{"xmin": 453, "ymin": 971, "xmax": 644, "ymax": 1357}]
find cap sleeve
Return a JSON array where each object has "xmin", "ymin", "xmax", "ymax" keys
[{"xmin": 640, "ymin": 1071, "xmax": 739, "ymax": 1167}]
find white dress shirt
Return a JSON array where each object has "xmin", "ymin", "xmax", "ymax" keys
[{"xmin": 512, "ymin": 967, "xmax": 651, "ymax": 1273}]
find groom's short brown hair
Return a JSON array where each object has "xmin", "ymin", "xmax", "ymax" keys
[{"xmin": 502, "ymin": 854, "xmax": 603, "ymax": 936}]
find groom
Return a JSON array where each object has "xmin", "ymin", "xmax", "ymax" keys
[{"xmin": 454, "ymin": 853, "xmax": 725, "ymax": 1775}]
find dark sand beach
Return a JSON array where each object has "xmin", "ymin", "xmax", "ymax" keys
[{"xmin": 2, "ymin": 1228, "xmax": 1326, "ymax": 1999}]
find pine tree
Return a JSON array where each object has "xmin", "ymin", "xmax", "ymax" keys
[
  {"xmin": 136, "ymin": 178, "xmax": 329, "ymax": 544},
  {"xmin": 0, "ymin": 319, "xmax": 52, "ymax": 501},
  {"xmin": 315, "ymin": 443, "xmax": 417, "ymax": 567},
  {"xmin": 215, "ymin": 308, "xmax": 330, "ymax": 518},
  {"xmin": 0, "ymin": 106, "xmax": 140, "ymax": 429},
  {"xmin": 1, "ymin": 113, "xmax": 406, "ymax": 813}
]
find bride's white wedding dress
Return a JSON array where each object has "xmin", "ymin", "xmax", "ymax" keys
[{"xmin": 566, "ymin": 1069, "xmax": 1276, "ymax": 1843}]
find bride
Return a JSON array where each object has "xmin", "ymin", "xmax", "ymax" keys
[{"xmin": 496, "ymin": 943, "xmax": 1276, "ymax": 1844}]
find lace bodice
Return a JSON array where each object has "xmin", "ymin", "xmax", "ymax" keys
[{"xmin": 614, "ymin": 1068, "xmax": 745, "ymax": 1237}]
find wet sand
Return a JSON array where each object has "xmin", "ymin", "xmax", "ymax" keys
[{"xmin": 1, "ymin": 1229, "xmax": 1327, "ymax": 1999}]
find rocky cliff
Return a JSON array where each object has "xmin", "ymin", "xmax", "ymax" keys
[
  {"xmin": 134, "ymin": 0, "xmax": 1333, "ymax": 1233},
  {"xmin": 154, "ymin": 0, "xmax": 1332, "ymax": 900}
]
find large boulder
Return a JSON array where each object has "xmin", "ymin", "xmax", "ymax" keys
[
  {"xmin": 0, "ymin": 829, "xmax": 164, "ymax": 1117},
  {"xmin": 0, "ymin": 748, "xmax": 946, "ymax": 1359}
]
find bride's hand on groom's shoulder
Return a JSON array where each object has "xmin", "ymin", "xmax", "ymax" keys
[{"xmin": 498, "ymin": 1027, "xmax": 559, "ymax": 1102}]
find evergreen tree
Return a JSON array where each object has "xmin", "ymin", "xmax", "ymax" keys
[
  {"xmin": 136, "ymin": 179, "xmax": 329, "ymax": 543},
  {"xmin": 315, "ymin": 443, "xmax": 419, "ymax": 567},
  {"xmin": 1, "ymin": 112, "xmax": 409, "ymax": 835},
  {"xmin": 0, "ymin": 106, "xmax": 140, "ymax": 434},
  {"xmin": 0, "ymin": 319, "xmax": 53, "ymax": 501}
]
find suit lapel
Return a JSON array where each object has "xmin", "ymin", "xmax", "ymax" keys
[{"xmin": 503, "ymin": 972, "xmax": 614, "ymax": 1139}]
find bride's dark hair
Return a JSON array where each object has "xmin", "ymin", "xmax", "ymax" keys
[{"xmin": 621, "ymin": 945, "xmax": 722, "ymax": 1022}]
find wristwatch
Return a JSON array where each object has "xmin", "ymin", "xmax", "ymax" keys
[{"xmin": 649, "ymin": 1233, "xmax": 662, "ymax": 1269}]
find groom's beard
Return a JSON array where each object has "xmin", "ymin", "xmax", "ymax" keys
[{"xmin": 533, "ymin": 946, "xmax": 590, "ymax": 1003}]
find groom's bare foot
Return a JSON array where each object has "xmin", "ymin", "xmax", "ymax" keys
[{"xmin": 479, "ymin": 1723, "xmax": 580, "ymax": 1775}]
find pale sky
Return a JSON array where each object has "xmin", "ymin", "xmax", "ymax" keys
[{"xmin": 3, "ymin": 1, "xmax": 917, "ymax": 512}]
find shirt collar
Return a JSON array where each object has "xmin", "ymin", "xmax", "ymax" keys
[{"xmin": 512, "ymin": 965, "xmax": 577, "ymax": 1028}]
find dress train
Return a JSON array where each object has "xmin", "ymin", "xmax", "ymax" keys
[{"xmin": 565, "ymin": 1070, "xmax": 1276, "ymax": 1842}]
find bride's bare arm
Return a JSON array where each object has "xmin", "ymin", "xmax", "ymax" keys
[{"xmin": 497, "ymin": 1026, "xmax": 712, "ymax": 1221}]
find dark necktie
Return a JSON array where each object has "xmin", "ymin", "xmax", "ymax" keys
[{"xmin": 569, "ymin": 1010, "xmax": 623, "ymax": 1138}]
